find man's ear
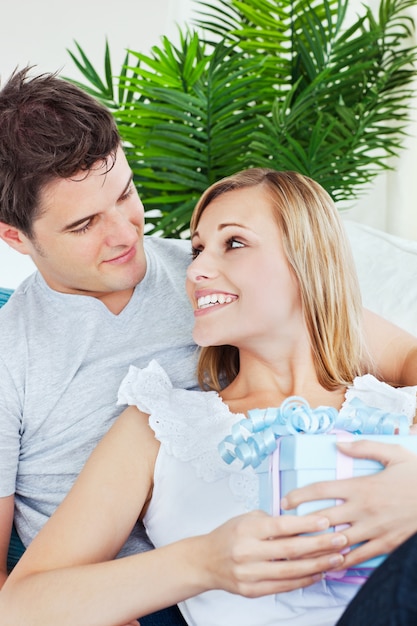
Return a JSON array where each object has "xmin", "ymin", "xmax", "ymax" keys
[{"xmin": 0, "ymin": 221, "xmax": 31, "ymax": 255}]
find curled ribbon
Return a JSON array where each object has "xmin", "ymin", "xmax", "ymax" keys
[
  {"xmin": 335, "ymin": 397, "xmax": 409, "ymax": 435},
  {"xmin": 219, "ymin": 396, "xmax": 410, "ymax": 469}
]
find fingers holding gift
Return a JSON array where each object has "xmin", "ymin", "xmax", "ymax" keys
[
  {"xmin": 204, "ymin": 510, "xmax": 346, "ymax": 596},
  {"xmin": 221, "ymin": 554, "xmax": 345, "ymax": 597},
  {"xmin": 257, "ymin": 509, "xmax": 348, "ymax": 553},
  {"xmin": 282, "ymin": 441, "xmax": 417, "ymax": 556},
  {"xmin": 336, "ymin": 440, "xmax": 417, "ymax": 466},
  {"xmin": 281, "ymin": 440, "xmax": 417, "ymax": 513},
  {"xmin": 340, "ymin": 525, "xmax": 416, "ymax": 569},
  {"xmin": 280, "ymin": 474, "xmax": 362, "ymax": 517},
  {"xmin": 267, "ymin": 531, "xmax": 348, "ymax": 563},
  {"xmin": 220, "ymin": 508, "xmax": 332, "ymax": 541},
  {"xmin": 262, "ymin": 516, "xmax": 348, "ymax": 561},
  {"xmin": 281, "ymin": 440, "xmax": 417, "ymax": 570}
]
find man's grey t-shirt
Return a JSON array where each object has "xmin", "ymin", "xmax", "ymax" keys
[{"xmin": 0, "ymin": 236, "xmax": 198, "ymax": 554}]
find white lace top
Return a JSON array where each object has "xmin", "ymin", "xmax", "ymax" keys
[{"xmin": 118, "ymin": 361, "xmax": 417, "ymax": 626}]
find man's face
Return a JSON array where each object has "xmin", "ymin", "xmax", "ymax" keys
[{"xmin": 20, "ymin": 147, "xmax": 146, "ymax": 310}]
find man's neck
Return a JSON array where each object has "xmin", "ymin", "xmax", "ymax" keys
[{"xmin": 96, "ymin": 287, "xmax": 135, "ymax": 315}]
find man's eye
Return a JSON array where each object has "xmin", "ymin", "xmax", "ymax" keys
[
  {"xmin": 71, "ymin": 221, "xmax": 92, "ymax": 235},
  {"xmin": 119, "ymin": 186, "xmax": 135, "ymax": 202}
]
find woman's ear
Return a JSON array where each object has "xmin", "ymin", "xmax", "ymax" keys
[{"xmin": 0, "ymin": 221, "xmax": 32, "ymax": 255}]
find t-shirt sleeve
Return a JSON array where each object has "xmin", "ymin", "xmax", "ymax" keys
[{"xmin": 0, "ymin": 355, "xmax": 22, "ymax": 496}]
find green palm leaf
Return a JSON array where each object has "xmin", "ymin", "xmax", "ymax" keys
[
  {"xmin": 66, "ymin": 0, "xmax": 416, "ymax": 237},
  {"xmin": 112, "ymin": 33, "xmax": 267, "ymax": 236},
  {"xmin": 193, "ymin": 0, "xmax": 416, "ymax": 204}
]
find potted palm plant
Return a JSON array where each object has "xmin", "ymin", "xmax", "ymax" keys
[{"xmin": 66, "ymin": 0, "xmax": 417, "ymax": 238}]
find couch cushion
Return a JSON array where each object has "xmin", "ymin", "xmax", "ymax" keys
[
  {"xmin": 0, "ymin": 287, "xmax": 13, "ymax": 308},
  {"xmin": 344, "ymin": 220, "xmax": 417, "ymax": 337}
]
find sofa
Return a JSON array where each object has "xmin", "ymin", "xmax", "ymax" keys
[{"xmin": 343, "ymin": 220, "xmax": 417, "ymax": 337}]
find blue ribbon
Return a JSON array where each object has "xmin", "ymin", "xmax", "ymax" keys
[{"xmin": 219, "ymin": 396, "xmax": 410, "ymax": 469}]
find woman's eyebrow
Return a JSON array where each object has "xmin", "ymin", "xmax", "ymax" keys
[{"xmin": 218, "ymin": 222, "xmax": 246, "ymax": 230}]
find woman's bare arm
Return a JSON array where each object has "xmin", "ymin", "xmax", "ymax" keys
[
  {"xmin": 0, "ymin": 509, "xmax": 348, "ymax": 626},
  {"xmin": 364, "ymin": 309, "xmax": 417, "ymax": 385},
  {"xmin": 0, "ymin": 406, "xmax": 348, "ymax": 626}
]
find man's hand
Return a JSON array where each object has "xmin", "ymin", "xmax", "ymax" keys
[{"xmin": 281, "ymin": 440, "xmax": 417, "ymax": 568}]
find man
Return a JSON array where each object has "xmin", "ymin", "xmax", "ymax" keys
[
  {"xmin": 0, "ymin": 68, "xmax": 194, "ymax": 625},
  {"xmin": 0, "ymin": 68, "xmax": 416, "ymax": 623}
]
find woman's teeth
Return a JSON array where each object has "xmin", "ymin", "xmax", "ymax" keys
[{"xmin": 197, "ymin": 294, "xmax": 234, "ymax": 309}]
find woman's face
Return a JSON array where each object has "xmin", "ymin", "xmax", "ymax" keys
[{"xmin": 186, "ymin": 185, "xmax": 302, "ymax": 349}]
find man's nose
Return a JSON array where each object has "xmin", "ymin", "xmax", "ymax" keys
[{"xmin": 105, "ymin": 209, "xmax": 138, "ymax": 247}]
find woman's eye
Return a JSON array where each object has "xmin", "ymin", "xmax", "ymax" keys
[
  {"xmin": 191, "ymin": 247, "xmax": 202, "ymax": 260},
  {"xmin": 227, "ymin": 238, "xmax": 244, "ymax": 249}
]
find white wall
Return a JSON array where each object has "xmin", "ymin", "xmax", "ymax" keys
[
  {"xmin": 0, "ymin": 0, "xmax": 416, "ymax": 288},
  {"xmin": 0, "ymin": 0, "xmax": 193, "ymax": 288},
  {"xmin": 0, "ymin": 0, "xmax": 191, "ymax": 83},
  {"xmin": 0, "ymin": 243, "xmax": 34, "ymax": 289}
]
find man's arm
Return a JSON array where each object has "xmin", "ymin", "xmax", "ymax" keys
[
  {"xmin": 0, "ymin": 495, "xmax": 15, "ymax": 588},
  {"xmin": 364, "ymin": 309, "xmax": 417, "ymax": 385}
]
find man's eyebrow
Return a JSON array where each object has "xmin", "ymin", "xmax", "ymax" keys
[{"xmin": 61, "ymin": 173, "xmax": 134, "ymax": 232}]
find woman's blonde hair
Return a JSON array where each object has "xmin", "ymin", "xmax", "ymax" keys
[{"xmin": 190, "ymin": 168, "xmax": 368, "ymax": 392}]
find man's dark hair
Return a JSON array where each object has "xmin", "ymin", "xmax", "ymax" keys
[{"xmin": 0, "ymin": 67, "xmax": 120, "ymax": 237}]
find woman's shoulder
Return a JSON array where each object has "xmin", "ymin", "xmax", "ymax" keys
[
  {"xmin": 117, "ymin": 359, "xmax": 225, "ymax": 418},
  {"xmin": 117, "ymin": 360, "xmax": 247, "ymax": 475},
  {"xmin": 342, "ymin": 373, "xmax": 417, "ymax": 422}
]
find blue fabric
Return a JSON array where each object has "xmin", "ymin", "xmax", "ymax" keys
[
  {"xmin": 0, "ymin": 287, "xmax": 13, "ymax": 308},
  {"xmin": 6, "ymin": 525, "xmax": 25, "ymax": 573},
  {"xmin": 141, "ymin": 606, "xmax": 187, "ymax": 626},
  {"xmin": 337, "ymin": 532, "xmax": 417, "ymax": 625}
]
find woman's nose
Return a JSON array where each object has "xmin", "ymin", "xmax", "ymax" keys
[{"xmin": 186, "ymin": 252, "xmax": 217, "ymax": 282}]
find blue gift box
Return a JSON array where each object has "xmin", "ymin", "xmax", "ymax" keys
[{"xmin": 256, "ymin": 433, "xmax": 417, "ymax": 572}]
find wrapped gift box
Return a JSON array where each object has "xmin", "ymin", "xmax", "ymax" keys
[{"xmin": 256, "ymin": 433, "xmax": 417, "ymax": 573}]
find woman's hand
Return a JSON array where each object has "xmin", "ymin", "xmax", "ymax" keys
[
  {"xmin": 281, "ymin": 440, "xmax": 417, "ymax": 568},
  {"xmin": 199, "ymin": 510, "xmax": 347, "ymax": 597}
]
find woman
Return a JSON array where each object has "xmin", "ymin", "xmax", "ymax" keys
[{"xmin": 1, "ymin": 169, "xmax": 416, "ymax": 625}]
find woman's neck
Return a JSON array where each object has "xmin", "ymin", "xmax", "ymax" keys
[{"xmin": 220, "ymin": 349, "xmax": 347, "ymax": 415}]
